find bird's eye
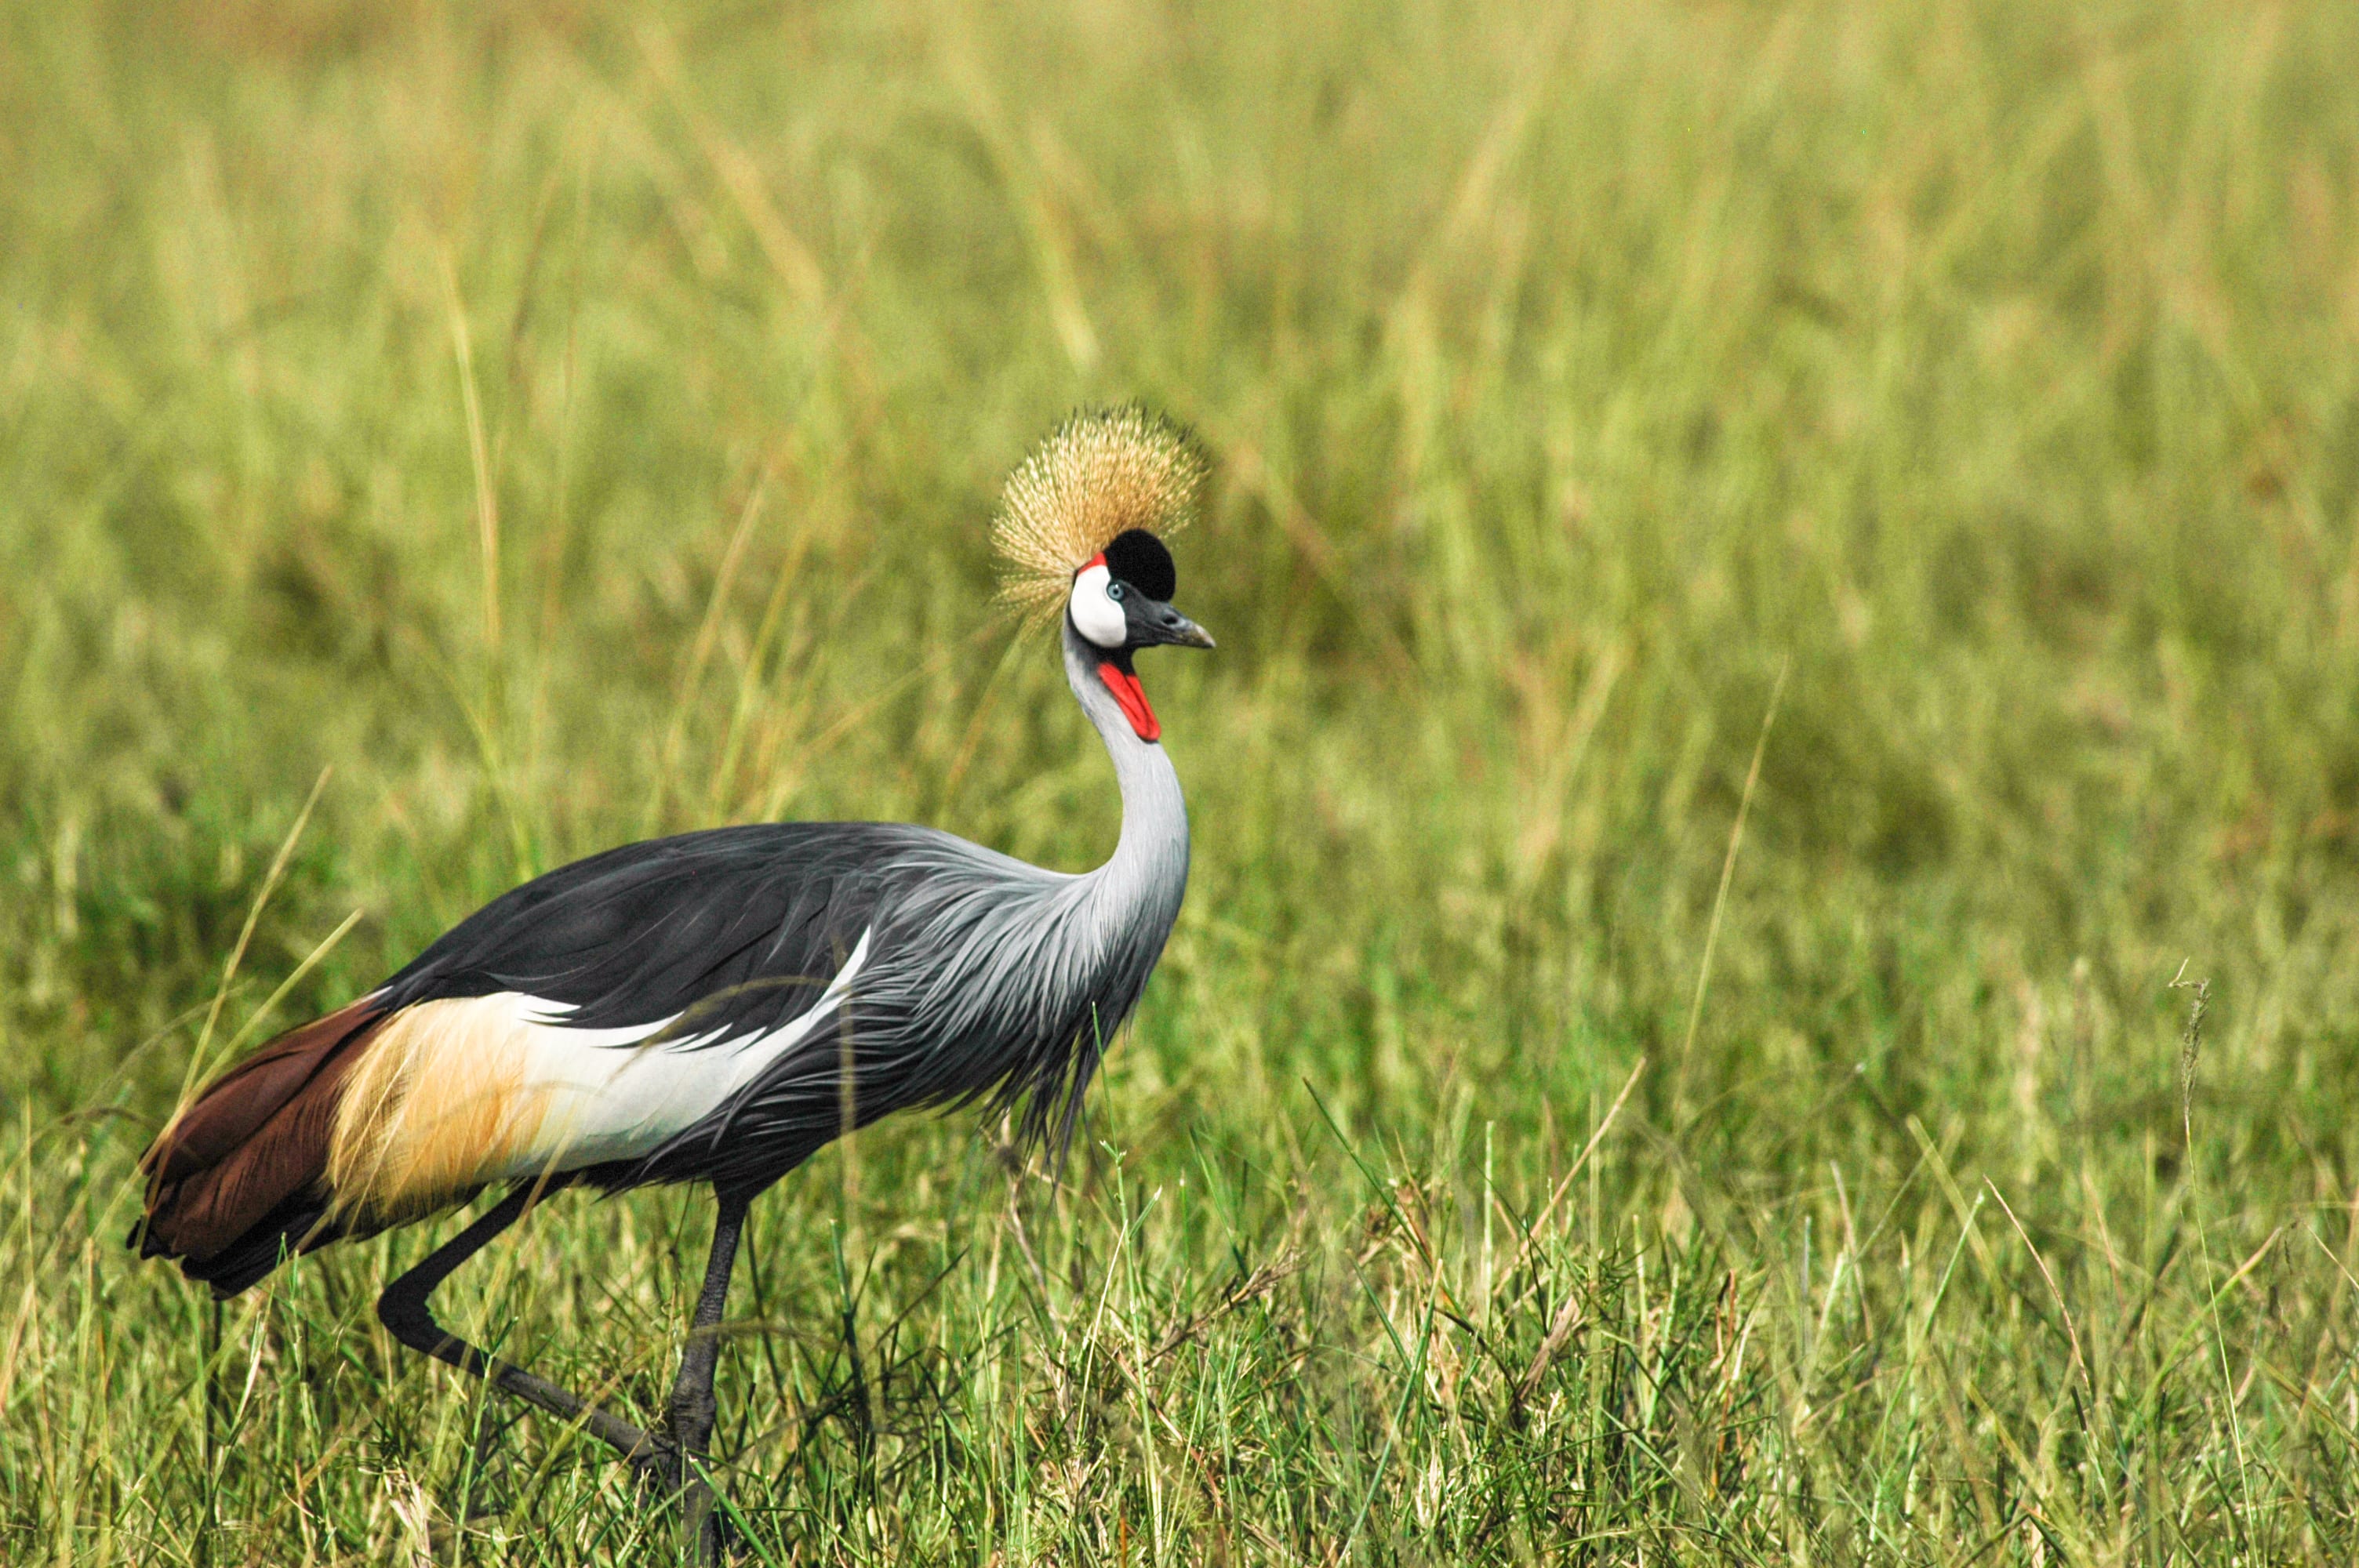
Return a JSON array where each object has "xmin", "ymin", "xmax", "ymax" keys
[{"xmin": 1107, "ymin": 582, "xmax": 1125, "ymax": 601}]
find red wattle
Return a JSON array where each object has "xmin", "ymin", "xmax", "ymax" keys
[{"xmin": 1097, "ymin": 662, "xmax": 1161, "ymax": 742}]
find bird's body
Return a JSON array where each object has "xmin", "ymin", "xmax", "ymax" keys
[
  {"xmin": 139, "ymin": 621, "xmax": 1187, "ymax": 1292},
  {"xmin": 128, "ymin": 408, "xmax": 1215, "ymax": 1559}
]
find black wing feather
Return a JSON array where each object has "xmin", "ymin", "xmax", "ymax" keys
[{"xmin": 380, "ymin": 824, "xmax": 919, "ymax": 1041}]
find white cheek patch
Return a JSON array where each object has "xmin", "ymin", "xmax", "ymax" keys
[{"xmin": 1069, "ymin": 561, "xmax": 1128, "ymax": 648}]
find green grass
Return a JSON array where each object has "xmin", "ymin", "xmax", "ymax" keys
[{"xmin": 6, "ymin": 0, "xmax": 2359, "ymax": 1560}]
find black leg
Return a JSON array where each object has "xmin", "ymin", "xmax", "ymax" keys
[
  {"xmin": 670, "ymin": 1189, "xmax": 750, "ymax": 1563},
  {"xmin": 376, "ymin": 1185, "xmax": 663, "ymax": 1467}
]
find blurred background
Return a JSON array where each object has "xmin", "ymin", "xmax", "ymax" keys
[{"xmin": 5, "ymin": 1, "xmax": 2359, "ymax": 1561}]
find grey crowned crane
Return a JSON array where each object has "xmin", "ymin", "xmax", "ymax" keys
[{"xmin": 129, "ymin": 407, "xmax": 1214, "ymax": 1553}]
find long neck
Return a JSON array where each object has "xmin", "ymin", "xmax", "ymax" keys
[
  {"xmin": 1062, "ymin": 620, "xmax": 1190, "ymax": 917},
  {"xmin": 871, "ymin": 621, "xmax": 1190, "ymax": 1154}
]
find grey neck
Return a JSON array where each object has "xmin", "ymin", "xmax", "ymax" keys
[{"xmin": 1062, "ymin": 619, "xmax": 1190, "ymax": 925}]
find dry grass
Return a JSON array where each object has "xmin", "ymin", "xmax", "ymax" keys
[{"xmin": 6, "ymin": 0, "xmax": 2359, "ymax": 1561}]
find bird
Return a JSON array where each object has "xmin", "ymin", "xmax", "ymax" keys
[{"xmin": 128, "ymin": 405, "xmax": 1216, "ymax": 1557}]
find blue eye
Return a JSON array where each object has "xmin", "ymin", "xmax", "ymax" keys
[{"xmin": 1107, "ymin": 583, "xmax": 1125, "ymax": 601}]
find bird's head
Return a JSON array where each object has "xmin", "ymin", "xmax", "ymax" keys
[
  {"xmin": 994, "ymin": 407, "xmax": 1216, "ymax": 743},
  {"xmin": 1065, "ymin": 528, "xmax": 1213, "ymax": 742}
]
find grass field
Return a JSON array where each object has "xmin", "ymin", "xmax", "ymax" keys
[{"xmin": 5, "ymin": 0, "xmax": 2359, "ymax": 1561}]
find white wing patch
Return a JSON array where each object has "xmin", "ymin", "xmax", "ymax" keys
[{"xmin": 507, "ymin": 927, "xmax": 874, "ymax": 1177}]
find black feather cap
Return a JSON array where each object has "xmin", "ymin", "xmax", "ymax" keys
[{"xmin": 1101, "ymin": 528, "xmax": 1177, "ymax": 601}]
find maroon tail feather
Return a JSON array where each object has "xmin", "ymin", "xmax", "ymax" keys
[{"xmin": 135, "ymin": 998, "xmax": 387, "ymax": 1277}]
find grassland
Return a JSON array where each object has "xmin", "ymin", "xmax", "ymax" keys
[{"xmin": 5, "ymin": 0, "xmax": 2359, "ymax": 1561}]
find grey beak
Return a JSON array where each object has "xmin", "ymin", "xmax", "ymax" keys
[{"xmin": 1150, "ymin": 604, "xmax": 1215, "ymax": 649}]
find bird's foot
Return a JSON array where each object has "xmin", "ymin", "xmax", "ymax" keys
[
  {"xmin": 686, "ymin": 1490, "xmax": 747, "ymax": 1565},
  {"xmin": 626, "ymin": 1442, "xmax": 682, "ymax": 1499},
  {"xmin": 626, "ymin": 1443, "xmax": 744, "ymax": 1563}
]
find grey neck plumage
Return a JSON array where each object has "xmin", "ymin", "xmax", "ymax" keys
[
  {"xmin": 1005, "ymin": 612, "xmax": 1187, "ymax": 1144},
  {"xmin": 1062, "ymin": 616, "xmax": 1190, "ymax": 910},
  {"xmin": 770, "ymin": 618, "xmax": 1194, "ymax": 1153}
]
